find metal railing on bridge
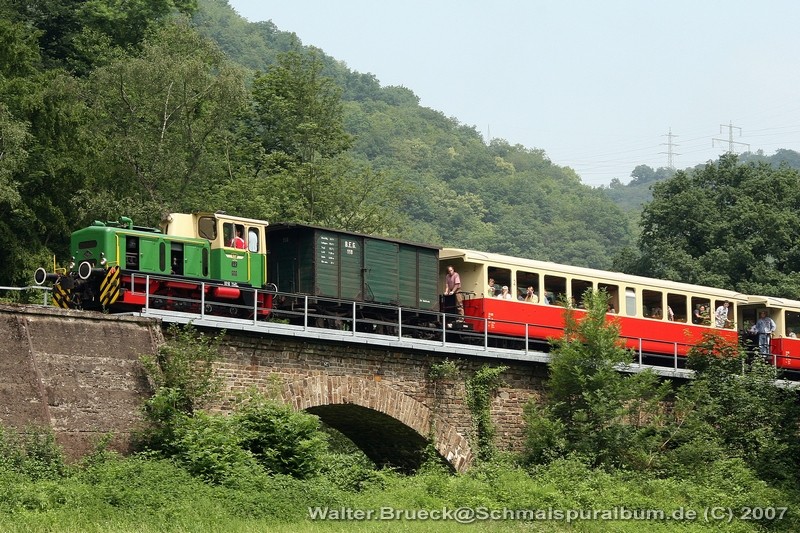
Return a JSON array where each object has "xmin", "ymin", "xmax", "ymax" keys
[
  {"xmin": 0, "ymin": 285, "xmax": 50, "ymax": 306},
  {"xmin": 125, "ymin": 274, "xmax": 721, "ymax": 379}
]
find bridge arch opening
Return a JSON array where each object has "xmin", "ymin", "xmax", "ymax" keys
[
  {"xmin": 308, "ymin": 404, "xmax": 440, "ymax": 473},
  {"xmin": 283, "ymin": 375, "xmax": 473, "ymax": 473}
]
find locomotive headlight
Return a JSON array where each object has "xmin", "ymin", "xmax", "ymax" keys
[
  {"xmin": 69, "ymin": 257, "xmax": 75, "ymax": 269},
  {"xmin": 100, "ymin": 252, "xmax": 107, "ymax": 266}
]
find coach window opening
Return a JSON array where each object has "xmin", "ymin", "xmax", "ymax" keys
[
  {"xmin": 544, "ymin": 275, "xmax": 567, "ymax": 306},
  {"xmin": 642, "ymin": 289, "xmax": 663, "ymax": 319},
  {"xmin": 625, "ymin": 287, "xmax": 637, "ymax": 317},
  {"xmin": 571, "ymin": 278, "xmax": 593, "ymax": 308},
  {"xmin": 598, "ymin": 283, "xmax": 619, "ymax": 313},
  {"xmin": 515, "ymin": 270, "xmax": 540, "ymax": 301},
  {"xmin": 487, "ymin": 266, "xmax": 511, "ymax": 297},
  {"xmin": 691, "ymin": 297, "xmax": 711, "ymax": 325},
  {"xmin": 713, "ymin": 299, "xmax": 734, "ymax": 329},
  {"xmin": 786, "ymin": 311, "xmax": 800, "ymax": 337},
  {"xmin": 667, "ymin": 293, "xmax": 687, "ymax": 322}
]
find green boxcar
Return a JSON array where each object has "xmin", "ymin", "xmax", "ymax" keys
[{"xmin": 266, "ymin": 223, "xmax": 439, "ymax": 311}]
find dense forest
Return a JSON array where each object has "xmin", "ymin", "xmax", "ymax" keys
[
  {"xmin": 5, "ymin": 2, "xmax": 800, "ymax": 531},
  {"xmin": 5, "ymin": 0, "xmax": 800, "ymax": 300}
]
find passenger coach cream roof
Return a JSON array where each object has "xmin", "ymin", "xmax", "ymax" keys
[
  {"xmin": 746, "ymin": 294, "xmax": 800, "ymax": 310},
  {"xmin": 441, "ymin": 247, "xmax": 748, "ymax": 301}
]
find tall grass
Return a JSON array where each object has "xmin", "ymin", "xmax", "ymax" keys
[{"xmin": 1, "ymin": 451, "xmax": 797, "ymax": 533}]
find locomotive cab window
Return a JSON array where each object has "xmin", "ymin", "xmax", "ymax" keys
[
  {"xmin": 248, "ymin": 227, "xmax": 260, "ymax": 253},
  {"xmin": 198, "ymin": 216, "xmax": 216, "ymax": 241},
  {"xmin": 223, "ymin": 222, "xmax": 246, "ymax": 249}
]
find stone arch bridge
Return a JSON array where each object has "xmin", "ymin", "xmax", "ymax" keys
[{"xmin": 0, "ymin": 304, "xmax": 555, "ymax": 472}]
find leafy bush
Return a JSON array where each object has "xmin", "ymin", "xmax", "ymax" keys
[
  {"xmin": 232, "ymin": 392, "xmax": 328, "ymax": 479},
  {"xmin": 170, "ymin": 412, "xmax": 262, "ymax": 485},
  {"xmin": 0, "ymin": 425, "xmax": 67, "ymax": 481},
  {"xmin": 138, "ymin": 324, "xmax": 224, "ymax": 453}
]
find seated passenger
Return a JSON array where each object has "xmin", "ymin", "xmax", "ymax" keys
[
  {"xmin": 496, "ymin": 285, "xmax": 514, "ymax": 300},
  {"xmin": 523, "ymin": 286, "xmax": 538, "ymax": 303},
  {"xmin": 788, "ymin": 329, "xmax": 797, "ymax": 339}
]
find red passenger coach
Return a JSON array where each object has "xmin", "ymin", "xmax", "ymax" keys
[{"xmin": 442, "ymin": 248, "xmax": 747, "ymax": 362}]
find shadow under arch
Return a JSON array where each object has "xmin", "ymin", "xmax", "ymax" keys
[{"xmin": 282, "ymin": 374, "xmax": 473, "ymax": 473}]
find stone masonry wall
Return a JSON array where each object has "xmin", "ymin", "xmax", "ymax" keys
[
  {"xmin": 0, "ymin": 304, "xmax": 159, "ymax": 458},
  {"xmin": 213, "ymin": 332, "xmax": 549, "ymax": 455}
]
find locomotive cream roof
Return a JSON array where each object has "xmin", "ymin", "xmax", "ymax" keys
[{"xmin": 161, "ymin": 212, "xmax": 269, "ymax": 237}]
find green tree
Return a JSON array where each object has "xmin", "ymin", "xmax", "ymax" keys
[
  {"xmin": 250, "ymin": 51, "xmax": 351, "ymax": 168},
  {"xmin": 83, "ymin": 19, "xmax": 249, "ymax": 224},
  {"xmin": 0, "ymin": 15, "xmax": 88, "ymax": 285},
  {"xmin": 523, "ymin": 289, "xmax": 670, "ymax": 469},
  {"xmin": 240, "ymin": 50, "xmax": 402, "ymax": 231},
  {"xmin": 232, "ymin": 392, "xmax": 328, "ymax": 479},
  {"xmin": 626, "ymin": 154, "xmax": 800, "ymax": 297},
  {"xmin": 138, "ymin": 324, "xmax": 223, "ymax": 453},
  {"xmin": 665, "ymin": 335, "xmax": 800, "ymax": 484}
]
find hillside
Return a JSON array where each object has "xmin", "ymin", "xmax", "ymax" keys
[{"xmin": 193, "ymin": 0, "xmax": 634, "ymax": 270}]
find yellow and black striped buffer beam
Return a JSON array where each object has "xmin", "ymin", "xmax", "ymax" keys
[
  {"xmin": 52, "ymin": 284, "xmax": 72, "ymax": 309},
  {"xmin": 100, "ymin": 266, "xmax": 121, "ymax": 307}
]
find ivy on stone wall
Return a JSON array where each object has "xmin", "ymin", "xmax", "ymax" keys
[{"xmin": 465, "ymin": 364, "xmax": 508, "ymax": 462}]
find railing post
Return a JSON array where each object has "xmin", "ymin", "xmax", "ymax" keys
[
  {"xmin": 484, "ymin": 317, "xmax": 488, "ymax": 350},
  {"xmin": 145, "ymin": 275, "xmax": 150, "ymax": 313},
  {"xmin": 674, "ymin": 342, "xmax": 678, "ymax": 370},
  {"xmin": 638, "ymin": 338, "xmax": 642, "ymax": 366},
  {"xmin": 200, "ymin": 282, "xmax": 205, "ymax": 319},
  {"xmin": 398, "ymin": 307, "xmax": 402, "ymax": 340},
  {"xmin": 303, "ymin": 295, "xmax": 308, "ymax": 331},
  {"xmin": 441, "ymin": 313, "xmax": 446, "ymax": 346},
  {"xmin": 525, "ymin": 323, "xmax": 529, "ymax": 355},
  {"xmin": 352, "ymin": 301, "xmax": 357, "ymax": 336},
  {"xmin": 253, "ymin": 289, "xmax": 258, "ymax": 326}
]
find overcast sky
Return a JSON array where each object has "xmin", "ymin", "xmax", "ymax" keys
[{"xmin": 228, "ymin": 0, "xmax": 800, "ymax": 186}]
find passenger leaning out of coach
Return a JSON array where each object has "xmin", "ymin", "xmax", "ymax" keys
[
  {"xmin": 693, "ymin": 304, "xmax": 709, "ymax": 325},
  {"xmin": 486, "ymin": 277, "xmax": 499, "ymax": 297}
]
